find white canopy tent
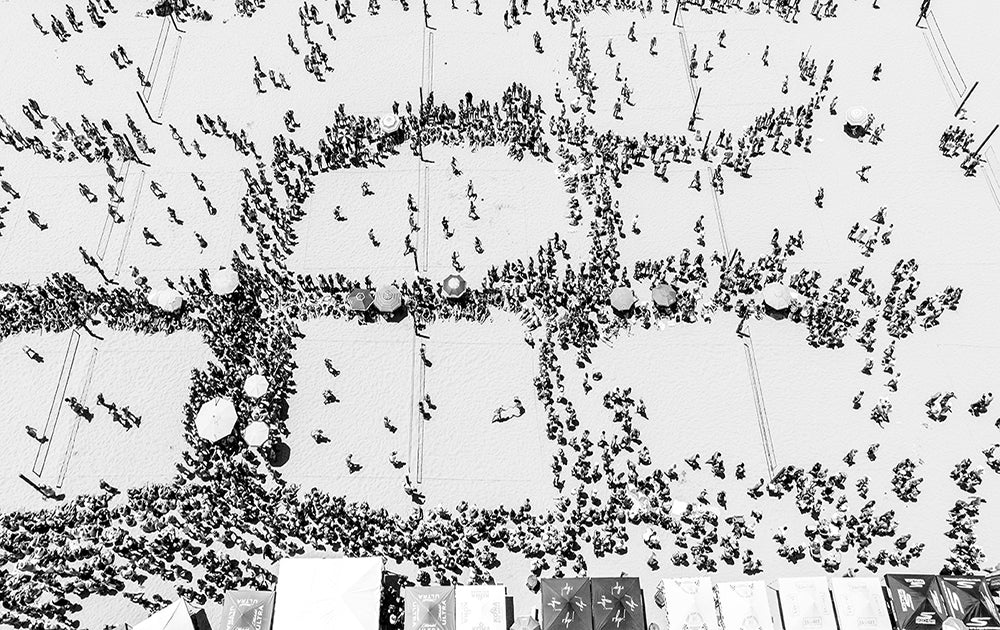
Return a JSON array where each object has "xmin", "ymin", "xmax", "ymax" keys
[
  {"xmin": 456, "ymin": 585, "xmax": 507, "ymax": 630},
  {"xmin": 131, "ymin": 600, "xmax": 193, "ymax": 630},
  {"xmin": 776, "ymin": 578, "xmax": 837, "ymax": 630},
  {"xmin": 661, "ymin": 576, "xmax": 721, "ymax": 630},
  {"xmin": 716, "ymin": 581, "xmax": 776, "ymax": 630},
  {"xmin": 829, "ymin": 578, "xmax": 892, "ymax": 630},
  {"xmin": 273, "ymin": 557, "xmax": 382, "ymax": 630}
]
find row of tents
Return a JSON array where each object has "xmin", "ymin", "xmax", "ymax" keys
[{"xmin": 121, "ymin": 561, "xmax": 1000, "ymax": 630}]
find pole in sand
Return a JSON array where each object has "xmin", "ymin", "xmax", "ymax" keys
[{"xmin": 954, "ymin": 81, "xmax": 978, "ymax": 118}]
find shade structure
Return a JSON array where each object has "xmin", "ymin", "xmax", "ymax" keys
[
  {"xmin": 660, "ymin": 576, "xmax": 720, "ymax": 630},
  {"xmin": 651, "ymin": 285, "xmax": 678, "ymax": 308},
  {"xmin": 132, "ymin": 600, "xmax": 194, "ymax": 630},
  {"xmin": 149, "ymin": 288, "xmax": 184, "ymax": 312},
  {"xmin": 609, "ymin": 286, "xmax": 637, "ymax": 312},
  {"xmin": 716, "ymin": 581, "xmax": 776, "ymax": 630},
  {"xmin": 761, "ymin": 283, "xmax": 792, "ymax": 311},
  {"xmin": 347, "ymin": 289, "xmax": 375, "ymax": 311},
  {"xmin": 243, "ymin": 374, "xmax": 269, "ymax": 399},
  {"xmin": 211, "ymin": 268, "xmax": 240, "ymax": 295},
  {"xmin": 457, "ymin": 585, "xmax": 507, "ymax": 630},
  {"xmin": 830, "ymin": 578, "xmax": 892, "ymax": 630},
  {"xmin": 935, "ymin": 576, "xmax": 1000, "ymax": 630},
  {"xmin": 273, "ymin": 557, "xmax": 382, "ymax": 630},
  {"xmin": 885, "ymin": 575, "xmax": 946, "ymax": 630},
  {"xmin": 380, "ymin": 114, "xmax": 401, "ymax": 134},
  {"xmin": 541, "ymin": 578, "xmax": 593, "ymax": 630},
  {"xmin": 406, "ymin": 586, "xmax": 456, "ymax": 630},
  {"xmin": 242, "ymin": 421, "xmax": 270, "ymax": 447},
  {"xmin": 219, "ymin": 590, "xmax": 275, "ymax": 630},
  {"xmin": 374, "ymin": 285, "xmax": 403, "ymax": 313},
  {"xmin": 511, "ymin": 617, "xmax": 542, "ymax": 630},
  {"xmin": 441, "ymin": 274, "xmax": 468, "ymax": 299},
  {"xmin": 776, "ymin": 577, "xmax": 836, "ymax": 630},
  {"xmin": 845, "ymin": 106, "xmax": 869, "ymax": 127},
  {"xmin": 194, "ymin": 397, "xmax": 238, "ymax": 443},
  {"xmin": 591, "ymin": 577, "xmax": 645, "ymax": 630}
]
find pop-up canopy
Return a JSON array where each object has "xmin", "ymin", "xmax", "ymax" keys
[
  {"xmin": 716, "ymin": 580, "xmax": 775, "ymax": 630},
  {"xmin": 660, "ymin": 576, "xmax": 720, "ymax": 630},
  {"xmin": 776, "ymin": 577, "xmax": 836, "ymax": 630},
  {"xmin": 273, "ymin": 557, "xmax": 383, "ymax": 630},
  {"xmin": 830, "ymin": 578, "xmax": 891, "ymax": 630},
  {"xmin": 132, "ymin": 600, "xmax": 193, "ymax": 630}
]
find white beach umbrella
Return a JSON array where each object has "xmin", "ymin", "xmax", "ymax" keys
[
  {"xmin": 194, "ymin": 397, "xmax": 238, "ymax": 443},
  {"xmin": 154, "ymin": 288, "xmax": 184, "ymax": 312},
  {"xmin": 211, "ymin": 268, "xmax": 240, "ymax": 295},
  {"xmin": 380, "ymin": 114, "xmax": 401, "ymax": 134},
  {"xmin": 242, "ymin": 421, "xmax": 270, "ymax": 447},
  {"xmin": 845, "ymin": 106, "xmax": 869, "ymax": 127},
  {"xmin": 761, "ymin": 282, "xmax": 792, "ymax": 310},
  {"xmin": 243, "ymin": 373, "xmax": 269, "ymax": 399}
]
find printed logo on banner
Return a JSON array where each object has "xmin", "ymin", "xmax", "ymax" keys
[{"xmin": 898, "ymin": 591, "xmax": 915, "ymax": 613}]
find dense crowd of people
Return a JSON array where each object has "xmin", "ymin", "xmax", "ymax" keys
[{"xmin": 0, "ymin": 0, "xmax": 990, "ymax": 629}]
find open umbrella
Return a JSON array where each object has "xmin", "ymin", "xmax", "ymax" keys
[
  {"xmin": 374, "ymin": 285, "xmax": 403, "ymax": 313},
  {"xmin": 211, "ymin": 268, "xmax": 240, "ymax": 295},
  {"xmin": 154, "ymin": 288, "xmax": 184, "ymax": 312},
  {"xmin": 347, "ymin": 289, "xmax": 375, "ymax": 311},
  {"xmin": 761, "ymin": 283, "xmax": 792, "ymax": 311},
  {"xmin": 195, "ymin": 397, "xmax": 238, "ymax": 443},
  {"xmin": 243, "ymin": 374, "xmax": 269, "ymax": 399},
  {"xmin": 651, "ymin": 284, "xmax": 678, "ymax": 308},
  {"xmin": 380, "ymin": 114, "xmax": 401, "ymax": 134},
  {"xmin": 242, "ymin": 421, "xmax": 270, "ymax": 447},
  {"xmin": 441, "ymin": 274, "xmax": 467, "ymax": 299},
  {"xmin": 610, "ymin": 286, "xmax": 637, "ymax": 312},
  {"xmin": 845, "ymin": 106, "xmax": 869, "ymax": 127}
]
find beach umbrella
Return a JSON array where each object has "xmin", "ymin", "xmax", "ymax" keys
[
  {"xmin": 243, "ymin": 374, "xmax": 269, "ymax": 399},
  {"xmin": 761, "ymin": 283, "xmax": 792, "ymax": 311},
  {"xmin": 511, "ymin": 618, "xmax": 541, "ymax": 630},
  {"xmin": 242, "ymin": 421, "xmax": 270, "ymax": 447},
  {"xmin": 380, "ymin": 114, "xmax": 401, "ymax": 134},
  {"xmin": 194, "ymin": 397, "xmax": 238, "ymax": 443},
  {"xmin": 374, "ymin": 285, "xmax": 403, "ymax": 313},
  {"xmin": 347, "ymin": 289, "xmax": 375, "ymax": 311},
  {"xmin": 441, "ymin": 274, "xmax": 468, "ymax": 299},
  {"xmin": 211, "ymin": 268, "xmax": 240, "ymax": 295},
  {"xmin": 845, "ymin": 106, "xmax": 869, "ymax": 127},
  {"xmin": 610, "ymin": 286, "xmax": 637, "ymax": 312},
  {"xmin": 154, "ymin": 288, "xmax": 184, "ymax": 312},
  {"xmin": 651, "ymin": 284, "xmax": 678, "ymax": 308}
]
